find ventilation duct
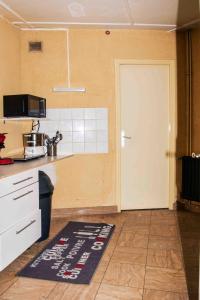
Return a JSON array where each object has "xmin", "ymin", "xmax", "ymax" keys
[
  {"xmin": 29, "ymin": 41, "xmax": 42, "ymax": 52},
  {"xmin": 53, "ymin": 29, "xmax": 86, "ymax": 93}
]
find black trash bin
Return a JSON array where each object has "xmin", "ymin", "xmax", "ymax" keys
[{"xmin": 38, "ymin": 171, "xmax": 54, "ymax": 242}]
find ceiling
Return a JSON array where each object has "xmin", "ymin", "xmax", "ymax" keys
[{"xmin": 0, "ymin": 0, "xmax": 199, "ymax": 31}]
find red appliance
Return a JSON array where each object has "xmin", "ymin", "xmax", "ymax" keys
[{"xmin": 0, "ymin": 133, "xmax": 14, "ymax": 165}]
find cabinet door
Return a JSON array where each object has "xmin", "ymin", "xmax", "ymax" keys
[
  {"xmin": 0, "ymin": 169, "xmax": 38, "ymax": 198},
  {"xmin": 0, "ymin": 183, "xmax": 39, "ymax": 233},
  {"xmin": 0, "ymin": 210, "xmax": 41, "ymax": 271}
]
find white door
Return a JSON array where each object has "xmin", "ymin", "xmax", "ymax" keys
[{"xmin": 120, "ymin": 64, "xmax": 170, "ymax": 210}]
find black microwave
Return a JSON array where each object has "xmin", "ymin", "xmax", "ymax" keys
[{"xmin": 3, "ymin": 94, "xmax": 46, "ymax": 118}]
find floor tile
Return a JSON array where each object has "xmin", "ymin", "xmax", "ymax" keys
[
  {"xmin": 99, "ymin": 216, "xmax": 124, "ymax": 229},
  {"xmin": 150, "ymin": 225, "xmax": 178, "ymax": 238},
  {"xmin": 0, "ymin": 278, "xmax": 56, "ymax": 300},
  {"xmin": 122, "ymin": 224, "xmax": 150, "ymax": 234},
  {"xmin": 55, "ymin": 215, "xmax": 117, "ymax": 230},
  {"xmin": 47, "ymin": 283, "xmax": 68, "ymax": 300},
  {"xmin": 101, "ymin": 244, "xmax": 116, "ymax": 262},
  {"xmin": 122, "ymin": 210, "xmax": 152, "ymax": 217},
  {"xmin": 148, "ymin": 236, "xmax": 181, "ymax": 250},
  {"xmin": 147, "ymin": 249, "xmax": 183, "ymax": 270},
  {"xmin": 151, "ymin": 215, "xmax": 177, "ymax": 225},
  {"xmin": 143, "ymin": 289, "xmax": 189, "ymax": 300},
  {"xmin": 117, "ymin": 232, "xmax": 149, "ymax": 248},
  {"xmin": 47, "ymin": 282, "xmax": 100, "ymax": 300},
  {"xmin": 92, "ymin": 260, "xmax": 109, "ymax": 283},
  {"xmin": 103, "ymin": 262, "xmax": 145, "ymax": 288},
  {"xmin": 4, "ymin": 254, "xmax": 34, "ymax": 273},
  {"xmin": 0, "ymin": 209, "xmax": 188, "ymax": 300},
  {"xmin": 111, "ymin": 247, "xmax": 147, "ymax": 265},
  {"xmin": 95, "ymin": 284, "xmax": 143, "ymax": 300},
  {"xmin": 24, "ymin": 240, "xmax": 50, "ymax": 256},
  {"xmin": 124, "ymin": 216, "xmax": 151, "ymax": 226},
  {"xmin": 0, "ymin": 272, "xmax": 17, "ymax": 296},
  {"xmin": 145, "ymin": 266, "xmax": 187, "ymax": 293},
  {"xmin": 151, "ymin": 210, "xmax": 176, "ymax": 217}
]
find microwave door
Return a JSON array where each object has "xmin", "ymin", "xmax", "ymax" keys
[
  {"xmin": 28, "ymin": 97, "xmax": 39, "ymax": 117},
  {"xmin": 22, "ymin": 99, "xmax": 25, "ymax": 114},
  {"xmin": 39, "ymin": 99, "xmax": 46, "ymax": 117},
  {"xmin": 3, "ymin": 95, "xmax": 27, "ymax": 117}
]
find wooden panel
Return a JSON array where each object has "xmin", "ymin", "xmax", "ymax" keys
[{"xmin": 51, "ymin": 205, "xmax": 118, "ymax": 218}]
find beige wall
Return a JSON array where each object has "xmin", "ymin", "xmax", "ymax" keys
[
  {"xmin": 0, "ymin": 24, "xmax": 176, "ymax": 209},
  {"xmin": 0, "ymin": 18, "xmax": 31, "ymax": 155},
  {"xmin": 20, "ymin": 29, "xmax": 176, "ymax": 209}
]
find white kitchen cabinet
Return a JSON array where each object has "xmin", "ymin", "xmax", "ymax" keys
[
  {"xmin": 0, "ymin": 168, "xmax": 38, "ymax": 198},
  {"xmin": 0, "ymin": 169, "xmax": 41, "ymax": 271},
  {"xmin": 0, "ymin": 155, "xmax": 72, "ymax": 272},
  {"xmin": 0, "ymin": 183, "xmax": 39, "ymax": 233},
  {"xmin": 0, "ymin": 210, "xmax": 41, "ymax": 271}
]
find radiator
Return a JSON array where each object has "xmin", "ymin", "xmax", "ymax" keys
[{"xmin": 182, "ymin": 156, "xmax": 200, "ymax": 202}]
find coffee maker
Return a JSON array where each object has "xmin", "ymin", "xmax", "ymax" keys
[{"xmin": 0, "ymin": 133, "xmax": 14, "ymax": 165}]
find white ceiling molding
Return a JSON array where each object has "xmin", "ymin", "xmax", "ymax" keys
[
  {"xmin": 0, "ymin": 9, "xmax": 19, "ymax": 28},
  {"xmin": 0, "ymin": 0, "xmax": 32, "ymax": 28},
  {"xmin": 21, "ymin": 28, "xmax": 68, "ymax": 31},
  {"xmin": 53, "ymin": 29, "xmax": 86, "ymax": 93},
  {"xmin": 12, "ymin": 21, "xmax": 175, "ymax": 31},
  {"xmin": 1, "ymin": 0, "xmax": 199, "ymax": 31},
  {"xmin": 12, "ymin": 21, "xmax": 132, "ymax": 26},
  {"xmin": 134, "ymin": 23, "xmax": 176, "ymax": 28},
  {"xmin": 168, "ymin": 18, "xmax": 200, "ymax": 32}
]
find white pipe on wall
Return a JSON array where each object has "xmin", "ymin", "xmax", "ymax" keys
[{"xmin": 53, "ymin": 29, "xmax": 86, "ymax": 93}]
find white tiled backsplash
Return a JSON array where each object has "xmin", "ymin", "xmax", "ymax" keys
[{"xmin": 39, "ymin": 108, "xmax": 109, "ymax": 154}]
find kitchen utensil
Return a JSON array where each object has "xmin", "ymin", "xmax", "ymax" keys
[
  {"xmin": 47, "ymin": 144, "xmax": 57, "ymax": 156},
  {"xmin": 46, "ymin": 131, "xmax": 63, "ymax": 157}
]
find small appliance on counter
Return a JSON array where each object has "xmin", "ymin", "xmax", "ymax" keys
[
  {"xmin": 0, "ymin": 133, "xmax": 14, "ymax": 165},
  {"xmin": 11, "ymin": 121, "xmax": 47, "ymax": 162},
  {"xmin": 23, "ymin": 132, "xmax": 47, "ymax": 157}
]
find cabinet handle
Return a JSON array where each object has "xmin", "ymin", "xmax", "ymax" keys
[
  {"xmin": 13, "ymin": 190, "xmax": 33, "ymax": 201},
  {"xmin": 13, "ymin": 177, "xmax": 33, "ymax": 185},
  {"xmin": 16, "ymin": 220, "xmax": 36, "ymax": 235}
]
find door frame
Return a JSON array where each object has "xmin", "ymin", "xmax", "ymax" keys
[{"xmin": 115, "ymin": 59, "xmax": 177, "ymax": 211}]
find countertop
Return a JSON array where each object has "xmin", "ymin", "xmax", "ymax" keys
[{"xmin": 0, "ymin": 154, "xmax": 73, "ymax": 180}]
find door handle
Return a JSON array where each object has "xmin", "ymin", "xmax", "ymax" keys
[
  {"xmin": 13, "ymin": 176, "xmax": 33, "ymax": 185},
  {"xmin": 16, "ymin": 220, "xmax": 36, "ymax": 235},
  {"xmin": 122, "ymin": 136, "xmax": 132, "ymax": 139},
  {"xmin": 13, "ymin": 190, "xmax": 33, "ymax": 201}
]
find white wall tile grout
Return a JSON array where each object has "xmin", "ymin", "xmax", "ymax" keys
[{"xmin": 40, "ymin": 108, "xmax": 108, "ymax": 154}]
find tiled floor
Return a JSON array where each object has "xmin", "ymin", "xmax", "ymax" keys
[{"xmin": 0, "ymin": 210, "xmax": 189, "ymax": 300}]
